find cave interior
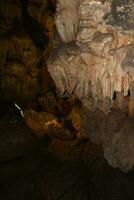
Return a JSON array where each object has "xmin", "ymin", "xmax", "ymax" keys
[{"xmin": 1, "ymin": 0, "xmax": 134, "ymax": 199}]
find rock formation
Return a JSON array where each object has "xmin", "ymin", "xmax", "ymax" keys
[
  {"xmin": 0, "ymin": 0, "xmax": 56, "ymax": 107},
  {"xmin": 48, "ymin": 0, "xmax": 134, "ymax": 114},
  {"xmin": 1, "ymin": 0, "xmax": 134, "ymax": 172},
  {"xmin": 47, "ymin": 0, "xmax": 134, "ymax": 172},
  {"xmin": 0, "ymin": 30, "xmax": 41, "ymax": 105},
  {"xmin": 55, "ymin": 0, "xmax": 79, "ymax": 43}
]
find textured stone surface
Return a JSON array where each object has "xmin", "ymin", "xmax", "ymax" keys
[
  {"xmin": 76, "ymin": 0, "xmax": 111, "ymax": 47},
  {"xmin": 103, "ymin": 118, "xmax": 134, "ymax": 172},
  {"xmin": 24, "ymin": 110, "xmax": 61, "ymax": 137},
  {"xmin": 81, "ymin": 108, "xmax": 106, "ymax": 144},
  {"xmin": 81, "ymin": 107, "xmax": 134, "ymax": 172},
  {"xmin": 48, "ymin": 42, "xmax": 87, "ymax": 98},
  {"xmin": 55, "ymin": 0, "xmax": 79, "ymax": 42},
  {"xmin": 48, "ymin": 0, "xmax": 134, "ymax": 114},
  {"xmin": 111, "ymin": 0, "xmax": 134, "ymax": 30},
  {"xmin": 0, "ymin": 32, "xmax": 40, "ymax": 102},
  {"xmin": 47, "ymin": 0, "xmax": 134, "ymax": 172},
  {"xmin": 0, "ymin": 0, "xmax": 56, "ymax": 108}
]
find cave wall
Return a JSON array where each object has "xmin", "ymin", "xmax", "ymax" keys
[
  {"xmin": 47, "ymin": 0, "xmax": 134, "ymax": 172},
  {"xmin": 1, "ymin": 0, "xmax": 134, "ymax": 172},
  {"xmin": 0, "ymin": 0, "xmax": 56, "ymax": 107},
  {"xmin": 55, "ymin": 0, "xmax": 79, "ymax": 42},
  {"xmin": 48, "ymin": 0, "xmax": 134, "ymax": 114}
]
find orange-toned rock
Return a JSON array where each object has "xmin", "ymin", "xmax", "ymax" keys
[{"xmin": 24, "ymin": 110, "xmax": 61, "ymax": 138}]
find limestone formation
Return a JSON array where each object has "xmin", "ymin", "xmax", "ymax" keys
[
  {"xmin": 81, "ymin": 108, "xmax": 106, "ymax": 144},
  {"xmin": 0, "ymin": 32, "xmax": 40, "ymax": 102},
  {"xmin": 55, "ymin": 0, "xmax": 79, "ymax": 42},
  {"xmin": 1, "ymin": 0, "xmax": 134, "ymax": 172},
  {"xmin": 48, "ymin": 0, "xmax": 134, "ymax": 172},
  {"xmin": 48, "ymin": 0, "xmax": 134, "ymax": 114},
  {"xmin": 24, "ymin": 109, "xmax": 61, "ymax": 137},
  {"xmin": 0, "ymin": 0, "xmax": 56, "ymax": 108},
  {"xmin": 103, "ymin": 118, "xmax": 134, "ymax": 172},
  {"xmin": 111, "ymin": 0, "xmax": 134, "ymax": 30},
  {"xmin": 24, "ymin": 109, "xmax": 75, "ymax": 140}
]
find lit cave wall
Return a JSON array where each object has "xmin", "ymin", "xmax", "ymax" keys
[
  {"xmin": 1, "ymin": 0, "xmax": 134, "ymax": 172},
  {"xmin": 47, "ymin": 0, "xmax": 134, "ymax": 172}
]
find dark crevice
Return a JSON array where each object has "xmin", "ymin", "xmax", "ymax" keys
[{"xmin": 20, "ymin": 0, "xmax": 49, "ymax": 51}]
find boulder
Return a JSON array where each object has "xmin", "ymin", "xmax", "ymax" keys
[
  {"xmin": 81, "ymin": 108, "xmax": 106, "ymax": 144},
  {"xmin": 103, "ymin": 118, "xmax": 134, "ymax": 172}
]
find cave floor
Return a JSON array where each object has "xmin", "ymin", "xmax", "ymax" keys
[{"xmin": 0, "ymin": 112, "xmax": 134, "ymax": 200}]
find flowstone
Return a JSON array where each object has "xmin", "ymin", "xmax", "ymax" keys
[{"xmin": 47, "ymin": 0, "xmax": 134, "ymax": 172}]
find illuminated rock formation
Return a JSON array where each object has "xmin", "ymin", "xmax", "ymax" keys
[
  {"xmin": 48, "ymin": 0, "xmax": 134, "ymax": 172},
  {"xmin": 55, "ymin": 0, "xmax": 79, "ymax": 42}
]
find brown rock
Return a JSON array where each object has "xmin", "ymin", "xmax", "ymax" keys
[
  {"xmin": 81, "ymin": 108, "xmax": 106, "ymax": 144},
  {"xmin": 55, "ymin": 0, "xmax": 79, "ymax": 43},
  {"xmin": 67, "ymin": 104, "xmax": 81, "ymax": 132},
  {"xmin": 1, "ymin": 61, "xmax": 39, "ymax": 102},
  {"xmin": 105, "ymin": 109, "xmax": 127, "ymax": 133},
  {"xmin": 24, "ymin": 109, "xmax": 61, "ymax": 138},
  {"xmin": 0, "ymin": 0, "xmax": 21, "ymax": 36},
  {"xmin": 128, "ymin": 99, "xmax": 134, "ymax": 118},
  {"xmin": 0, "ymin": 29, "xmax": 42, "ymax": 104},
  {"xmin": 113, "ymin": 92, "xmax": 129, "ymax": 114},
  {"xmin": 38, "ymin": 91, "xmax": 57, "ymax": 114},
  {"xmin": 103, "ymin": 118, "xmax": 134, "ymax": 172}
]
